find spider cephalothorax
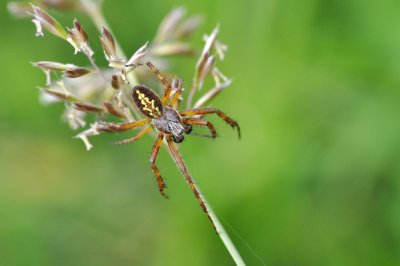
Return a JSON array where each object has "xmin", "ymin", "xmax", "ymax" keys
[
  {"xmin": 152, "ymin": 106, "xmax": 187, "ymax": 143},
  {"xmin": 98, "ymin": 61, "xmax": 240, "ymax": 226}
]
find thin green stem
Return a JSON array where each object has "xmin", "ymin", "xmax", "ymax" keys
[{"xmin": 196, "ymin": 186, "xmax": 246, "ymax": 266}]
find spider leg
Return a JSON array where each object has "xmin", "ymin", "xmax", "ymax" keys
[
  {"xmin": 166, "ymin": 136, "xmax": 216, "ymax": 231},
  {"xmin": 145, "ymin": 61, "xmax": 172, "ymax": 104},
  {"xmin": 180, "ymin": 108, "xmax": 241, "ymax": 138},
  {"xmin": 169, "ymin": 78, "xmax": 183, "ymax": 107},
  {"xmin": 183, "ymin": 118, "xmax": 217, "ymax": 139},
  {"xmin": 112, "ymin": 125, "xmax": 154, "ymax": 145},
  {"xmin": 150, "ymin": 133, "xmax": 168, "ymax": 198},
  {"xmin": 97, "ymin": 118, "xmax": 151, "ymax": 132}
]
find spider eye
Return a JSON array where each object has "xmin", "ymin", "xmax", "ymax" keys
[
  {"xmin": 184, "ymin": 124, "xmax": 193, "ymax": 134},
  {"xmin": 172, "ymin": 135, "xmax": 184, "ymax": 143}
]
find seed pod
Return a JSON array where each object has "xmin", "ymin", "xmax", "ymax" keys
[
  {"xmin": 100, "ymin": 27, "xmax": 116, "ymax": 61},
  {"xmin": 64, "ymin": 67, "xmax": 91, "ymax": 78},
  {"xmin": 67, "ymin": 18, "xmax": 94, "ymax": 56},
  {"xmin": 196, "ymin": 26, "xmax": 219, "ymax": 73},
  {"xmin": 32, "ymin": 61, "xmax": 72, "ymax": 71},
  {"xmin": 108, "ymin": 58, "xmax": 126, "ymax": 69},
  {"xmin": 73, "ymin": 102, "xmax": 104, "ymax": 113},
  {"xmin": 197, "ymin": 55, "xmax": 215, "ymax": 89},
  {"xmin": 30, "ymin": 4, "xmax": 68, "ymax": 39},
  {"xmin": 126, "ymin": 42, "xmax": 148, "ymax": 66},
  {"xmin": 111, "ymin": 74, "xmax": 124, "ymax": 90},
  {"xmin": 41, "ymin": 88, "xmax": 79, "ymax": 102},
  {"xmin": 103, "ymin": 101, "xmax": 126, "ymax": 119}
]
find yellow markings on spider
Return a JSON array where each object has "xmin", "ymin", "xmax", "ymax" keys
[{"xmin": 136, "ymin": 90, "xmax": 162, "ymax": 118}]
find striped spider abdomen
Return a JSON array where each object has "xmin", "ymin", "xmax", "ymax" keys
[{"xmin": 132, "ymin": 85, "xmax": 163, "ymax": 119}]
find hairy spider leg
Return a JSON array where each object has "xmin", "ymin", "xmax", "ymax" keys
[
  {"xmin": 169, "ymin": 78, "xmax": 183, "ymax": 108},
  {"xmin": 146, "ymin": 61, "xmax": 172, "ymax": 104},
  {"xmin": 166, "ymin": 136, "xmax": 216, "ymax": 231},
  {"xmin": 112, "ymin": 125, "xmax": 155, "ymax": 145},
  {"xmin": 98, "ymin": 118, "xmax": 152, "ymax": 132},
  {"xmin": 150, "ymin": 133, "xmax": 168, "ymax": 198},
  {"xmin": 183, "ymin": 118, "xmax": 217, "ymax": 139},
  {"xmin": 180, "ymin": 108, "xmax": 241, "ymax": 138}
]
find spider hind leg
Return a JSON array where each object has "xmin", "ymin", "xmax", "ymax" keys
[
  {"xmin": 150, "ymin": 134, "xmax": 168, "ymax": 198},
  {"xmin": 166, "ymin": 136, "xmax": 217, "ymax": 231}
]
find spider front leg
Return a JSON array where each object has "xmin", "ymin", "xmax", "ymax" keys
[
  {"xmin": 180, "ymin": 108, "xmax": 241, "ymax": 138},
  {"xmin": 183, "ymin": 118, "xmax": 217, "ymax": 139},
  {"xmin": 150, "ymin": 133, "xmax": 168, "ymax": 198},
  {"xmin": 97, "ymin": 118, "xmax": 152, "ymax": 132},
  {"xmin": 146, "ymin": 61, "xmax": 172, "ymax": 104}
]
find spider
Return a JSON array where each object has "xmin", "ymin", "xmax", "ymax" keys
[{"xmin": 98, "ymin": 62, "xmax": 240, "ymax": 227}]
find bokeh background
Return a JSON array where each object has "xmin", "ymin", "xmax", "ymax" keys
[{"xmin": 1, "ymin": 0, "xmax": 400, "ymax": 265}]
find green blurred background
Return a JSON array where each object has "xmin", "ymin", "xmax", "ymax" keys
[{"xmin": 1, "ymin": 0, "xmax": 400, "ymax": 265}]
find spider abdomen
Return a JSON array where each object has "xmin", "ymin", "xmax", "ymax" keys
[{"xmin": 132, "ymin": 85, "xmax": 163, "ymax": 118}]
